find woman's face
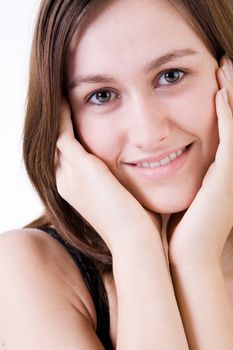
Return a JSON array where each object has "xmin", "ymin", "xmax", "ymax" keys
[{"xmin": 66, "ymin": 0, "xmax": 219, "ymax": 214}]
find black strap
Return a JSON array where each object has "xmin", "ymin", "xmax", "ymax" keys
[{"xmin": 37, "ymin": 225, "xmax": 113, "ymax": 350}]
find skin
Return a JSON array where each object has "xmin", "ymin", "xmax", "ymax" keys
[
  {"xmin": 56, "ymin": 0, "xmax": 233, "ymax": 347},
  {"xmin": 66, "ymin": 0, "xmax": 219, "ymax": 215},
  {"xmin": 56, "ymin": 59, "xmax": 233, "ymax": 347},
  {"xmin": 1, "ymin": 0, "xmax": 233, "ymax": 349}
]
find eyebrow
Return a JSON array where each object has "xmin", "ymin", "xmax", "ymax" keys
[{"xmin": 69, "ymin": 48, "xmax": 199, "ymax": 90}]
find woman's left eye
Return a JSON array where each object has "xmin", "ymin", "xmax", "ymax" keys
[
  {"xmin": 158, "ymin": 69, "xmax": 185, "ymax": 86},
  {"xmin": 87, "ymin": 89, "xmax": 119, "ymax": 106}
]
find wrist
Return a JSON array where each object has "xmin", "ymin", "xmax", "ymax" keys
[
  {"xmin": 168, "ymin": 236, "xmax": 223, "ymax": 270},
  {"xmin": 169, "ymin": 261, "xmax": 224, "ymax": 298},
  {"xmin": 168, "ymin": 251, "xmax": 221, "ymax": 271},
  {"xmin": 109, "ymin": 217, "xmax": 162, "ymax": 255},
  {"xmin": 111, "ymin": 217, "xmax": 170, "ymax": 273},
  {"xmin": 111, "ymin": 227, "xmax": 164, "ymax": 261}
]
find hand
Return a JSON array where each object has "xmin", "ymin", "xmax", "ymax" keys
[
  {"xmin": 167, "ymin": 56, "xmax": 233, "ymax": 267},
  {"xmin": 55, "ymin": 100, "xmax": 162, "ymax": 253}
]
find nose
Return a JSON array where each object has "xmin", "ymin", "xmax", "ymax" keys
[{"xmin": 125, "ymin": 96, "xmax": 171, "ymax": 150}]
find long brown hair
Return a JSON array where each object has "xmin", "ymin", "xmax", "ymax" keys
[{"xmin": 23, "ymin": 0, "xmax": 233, "ymax": 276}]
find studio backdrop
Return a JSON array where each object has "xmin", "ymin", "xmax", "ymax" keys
[{"xmin": 0, "ymin": 1, "xmax": 43, "ymax": 233}]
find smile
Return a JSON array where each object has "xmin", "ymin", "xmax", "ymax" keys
[
  {"xmin": 136, "ymin": 147, "xmax": 187, "ymax": 168},
  {"xmin": 127, "ymin": 143, "xmax": 193, "ymax": 181}
]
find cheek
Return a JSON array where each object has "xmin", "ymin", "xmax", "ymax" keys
[
  {"xmin": 74, "ymin": 116, "xmax": 122, "ymax": 165},
  {"xmin": 170, "ymin": 81, "xmax": 218, "ymax": 139}
]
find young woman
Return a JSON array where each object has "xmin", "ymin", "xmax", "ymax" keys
[{"xmin": 0, "ymin": 0, "xmax": 233, "ymax": 348}]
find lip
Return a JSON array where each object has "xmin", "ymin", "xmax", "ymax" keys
[
  {"xmin": 128, "ymin": 144, "xmax": 191, "ymax": 165},
  {"xmin": 126, "ymin": 143, "xmax": 193, "ymax": 181}
]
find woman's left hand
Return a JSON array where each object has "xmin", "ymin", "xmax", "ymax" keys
[{"xmin": 167, "ymin": 56, "xmax": 233, "ymax": 267}]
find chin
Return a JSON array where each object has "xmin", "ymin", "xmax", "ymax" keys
[
  {"xmin": 138, "ymin": 186, "xmax": 199, "ymax": 215},
  {"xmin": 151, "ymin": 200, "xmax": 191, "ymax": 215}
]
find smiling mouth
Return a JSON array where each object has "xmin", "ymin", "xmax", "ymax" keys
[{"xmin": 131, "ymin": 143, "xmax": 193, "ymax": 169}]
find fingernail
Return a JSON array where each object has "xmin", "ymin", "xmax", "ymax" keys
[{"xmin": 221, "ymin": 88, "xmax": 228, "ymax": 103}]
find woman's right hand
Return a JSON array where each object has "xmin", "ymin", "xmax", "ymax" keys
[{"xmin": 55, "ymin": 100, "xmax": 161, "ymax": 253}]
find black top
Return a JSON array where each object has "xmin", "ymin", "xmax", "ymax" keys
[{"xmin": 37, "ymin": 225, "xmax": 113, "ymax": 350}]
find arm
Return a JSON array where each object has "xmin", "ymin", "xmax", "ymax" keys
[
  {"xmin": 167, "ymin": 57, "xmax": 233, "ymax": 349},
  {"xmin": 112, "ymin": 224, "xmax": 189, "ymax": 350},
  {"xmin": 55, "ymin": 102, "xmax": 189, "ymax": 349},
  {"xmin": 170, "ymin": 261, "xmax": 233, "ymax": 349}
]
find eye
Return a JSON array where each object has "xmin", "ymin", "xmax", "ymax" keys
[
  {"xmin": 158, "ymin": 69, "xmax": 185, "ymax": 86},
  {"xmin": 87, "ymin": 89, "xmax": 119, "ymax": 105}
]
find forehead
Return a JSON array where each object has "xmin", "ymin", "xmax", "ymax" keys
[{"xmin": 66, "ymin": 0, "xmax": 208, "ymax": 78}]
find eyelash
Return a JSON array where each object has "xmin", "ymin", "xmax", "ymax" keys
[{"xmin": 86, "ymin": 68, "xmax": 187, "ymax": 107}]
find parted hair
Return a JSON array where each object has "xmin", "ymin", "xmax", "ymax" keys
[{"xmin": 23, "ymin": 0, "xmax": 233, "ymax": 276}]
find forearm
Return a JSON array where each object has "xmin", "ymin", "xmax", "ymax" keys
[
  {"xmin": 170, "ymin": 262, "xmax": 233, "ymax": 349},
  {"xmin": 112, "ymin": 226, "xmax": 189, "ymax": 350}
]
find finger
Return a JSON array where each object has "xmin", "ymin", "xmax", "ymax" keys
[
  {"xmin": 216, "ymin": 88, "xmax": 233, "ymax": 123},
  {"xmin": 56, "ymin": 99, "xmax": 87, "ymax": 161},
  {"xmin": 218, "ymin": 54, "xmax": 228, "ymax": 68},
  {"xmin": 57, "ymin": 99, "xmax": 74, "ymax": 142},
  {"xmin": 217, "ymin": 57, "xmax": 233, "ymax": 108},
  {"xmin": 215, "ymin": 88, "xmax": 233, "ymax": 164}
]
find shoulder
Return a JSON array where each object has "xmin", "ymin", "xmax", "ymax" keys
[{"xmin": 0, "ymin": 228, "xmax": 97, "ymax": 329}]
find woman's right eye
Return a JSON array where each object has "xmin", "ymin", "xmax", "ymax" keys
[{"xmin": 87, "ymin": 89, "xmax": 119, "ymax": 106}]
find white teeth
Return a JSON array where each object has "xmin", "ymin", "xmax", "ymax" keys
[
  {"xmin": 160, "ymin": 157, "xmax": 170, "ymax": 166},
  {"xmin": 138, "ymin": 147, "xmax": 187, "ymax": 168},
  {"xmin": 150, "ymin": 161, "xmax": 160, "ymax": 168},
  {"xmin": 169, "ymin": 152, "xmax": 177, "ymax": 161},
  {"xmin": 177, "ymin": 150, "xmax": 183, "ymax": 156},
  {"xmin": 143, "ymin": 162, "xmax": 151, "ymax": 168}
]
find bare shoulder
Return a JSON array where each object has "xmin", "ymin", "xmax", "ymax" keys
[
  {"xmin": 0, "ymin": 228, "xmax": 101, "ymax": 349},
  {"xmin": 0, "ymin": 228, "xmax": 97, "ymax": 322}
]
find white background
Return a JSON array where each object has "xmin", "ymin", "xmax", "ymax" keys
[{"xmin": 0, "ymin": 1, "xmax": 43, "ymax": 233}]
